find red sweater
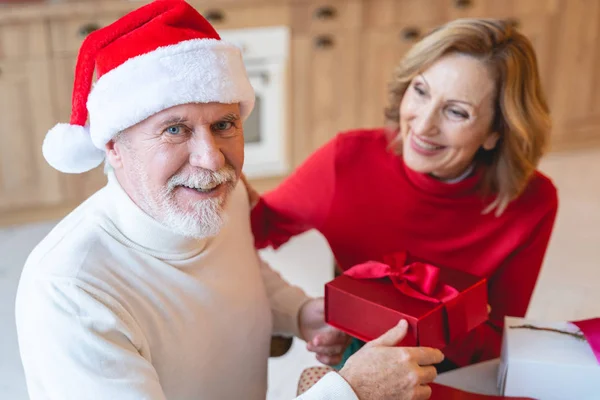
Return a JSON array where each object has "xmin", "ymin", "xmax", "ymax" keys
[{"xmin": 251, "ymin": 129, "xmax": 558, "ymax": 366}]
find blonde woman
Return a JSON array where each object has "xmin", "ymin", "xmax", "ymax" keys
[{"xmin": 248, "ymin": 19, "xmax": 558, "ymax": 371}]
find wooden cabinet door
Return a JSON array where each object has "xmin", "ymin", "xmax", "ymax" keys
[
  {"xmin": 0, "ymin": 60, "xmax": 63, "ymax": 213},
  {"xmin": 444, "ymin": 0, "xmax": 558, "ymax": 20},
  {"xmin": 548, "ymin": 0, "xmax": 600, "ymax": 150},
  {"xmin": 290, "ymin": 0, "xmax": 363, "ymax": 166},
  {"xmin": 291, "ymin": 29, "xmax": 361, "ymax": 165},
  {"xmin": 359, "ymin": 21, "xmax": 441, "ymax": 129},
  {"xmin": 191, "ymin": 2, "xmax": 291, "ymax": 29},
  {"xmin": 510, "ymin": 12, "xmax": 558, "ymax": 136}
]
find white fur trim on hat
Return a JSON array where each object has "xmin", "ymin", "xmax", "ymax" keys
[
  {"xmin": 87, "ymin": 38, "xmax": 255, "ymax": 150},
  {"xmin": 42, "ymin": 123, "xmax": 106, "ymax": 174}
]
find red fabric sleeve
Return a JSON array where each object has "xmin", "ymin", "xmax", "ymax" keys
[
  {"xmin": 251, "ymin": 136, "xmax": 338, "ymax": 249},
  {"xmin": 445, "ymin": 197, "xmax": 559, "ymax": 366}
]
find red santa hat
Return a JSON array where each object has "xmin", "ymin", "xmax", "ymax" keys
[{"xmin": 43, "ymin": 0, "xmax": 254, "ymax": 173}]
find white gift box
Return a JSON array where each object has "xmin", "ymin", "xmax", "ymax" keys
[{"xmin": 498, "ymin": 316, "xmax": 600, "ymax": 400}]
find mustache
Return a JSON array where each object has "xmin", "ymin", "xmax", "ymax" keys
[{"xmin": 166, "ymin": 165, "xmax": 237, "ymax": 192}]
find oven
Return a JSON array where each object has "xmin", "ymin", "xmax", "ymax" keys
[{"xmin": 219, "ymin": 26, "xmax": 290, "ymax": 179}]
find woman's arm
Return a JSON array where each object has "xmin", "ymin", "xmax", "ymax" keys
[
  {"xmin": 251, "ymin": 137, "xmax": 338, "ymax": 249},
  {"xmin": 487, "ymin": 202, "xmax": 558, "ymax": 329}
]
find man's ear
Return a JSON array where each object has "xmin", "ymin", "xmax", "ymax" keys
[{"xmin": 105, "ymin": 139, "xmax": 124, "ymax": 169}]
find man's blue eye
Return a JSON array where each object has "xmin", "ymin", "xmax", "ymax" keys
[{"xmin": 166, "ymin": 126, "xmax": 182, "ymax": 135}]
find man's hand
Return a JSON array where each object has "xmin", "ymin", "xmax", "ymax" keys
[
  {"xmin": 339, "ymin": 320, "xmax": 444, "ymax": 400},
  {"xmin": 240, "ymin": 173, "xmax": 260, "ymax": 208},
  {"xmin": 298, "ymin": 298, "xmax": 351, "ymax": 366}
]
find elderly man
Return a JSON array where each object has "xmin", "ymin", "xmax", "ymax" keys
[{"xmin": 15, "ymin": 1, "xmax": 443, "ymax": 399}]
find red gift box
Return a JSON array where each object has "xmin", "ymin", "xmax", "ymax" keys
[{"xmin": 325, "ymin": 252, "xmax": 488, "ymax": 348}]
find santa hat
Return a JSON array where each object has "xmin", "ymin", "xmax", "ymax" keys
[{"xmin": 43, "ymin": 0, "xmax": 254, "ymax": 173}]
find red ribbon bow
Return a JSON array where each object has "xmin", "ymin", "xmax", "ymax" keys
[
  {"xmin": 344, "ymin": 251, "xmax": 459, "ymax": 304},
  {"xmin": 344, "ymin": 251, "xmax": 467, "ymax": 343},
  {"xmin": 572, "ymin": 318, "xmax": 600, "ymax": 364}
]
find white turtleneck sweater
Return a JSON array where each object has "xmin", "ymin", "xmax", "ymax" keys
[{"xmin": 15, "ymin": 174, "xmax": 356, "ymax": 400}]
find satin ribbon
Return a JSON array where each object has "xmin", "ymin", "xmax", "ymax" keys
[
  {"xmin": 572, "ymin": 318, "xmax": 600, "ymax": 364},
  {"xmin": 344, "ymin": 251, "xmax": 465, "ymax": 342},
  {"xmin": 344, "ymin": 251, "xmax": 459, "ymax": 304}
]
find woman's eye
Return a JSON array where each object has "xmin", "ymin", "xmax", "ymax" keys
[
  {"xmin": 413, "ymin": 84, "xmax": 426, "ymax": 96},
  {"xmin": 449, "ymin": 109, "xmax": 469, "ymax": 119},
  {"xmin": 213, "ymin": 121, "xmax": 234, "ymax": 131}
]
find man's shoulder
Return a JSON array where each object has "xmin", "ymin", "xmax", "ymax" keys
[
  {"xmin": 22, "ymin": 193, "xmax": 111, "ymax": 280},
  {"xmin": 222, "ymin": 181, "xmax": 255, "ymax": 240}
]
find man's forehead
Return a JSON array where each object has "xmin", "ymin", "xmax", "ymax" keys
[{"xmin": 148, "ymin": 103, "xmax": 241, "ymax": 125}]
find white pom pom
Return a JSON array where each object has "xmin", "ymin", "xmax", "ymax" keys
[{"xmin": 42, "ymin": 123, "xmax": 106, "ymax": 174}]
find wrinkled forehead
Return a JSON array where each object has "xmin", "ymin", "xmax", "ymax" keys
[{"xmin": 122, "ymin": 102, "xmax": 242, "ymax": 136}]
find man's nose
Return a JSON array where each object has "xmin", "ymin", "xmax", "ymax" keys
[{"xmin": 188, "ymin": 132, "xmax": 226, "ymax": 172}]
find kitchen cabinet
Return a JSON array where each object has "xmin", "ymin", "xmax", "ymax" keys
[
  {"xmin": 359, "ymin": 20, "xmax": 443, "ymax": 128},
  {"xmin": 546, "ymin": 0, "xmax": 600, "ymax": 151},
  {"xmin": 290, "ymin": 0, "xmax": 362, "ymax": 165},
  {"xmin": 0, "ymin": 59, "xmax": 63, "ymax": 214},
  {"xmin": 0, "ymin": 20, "xmax": 69, "ymax": 224}
]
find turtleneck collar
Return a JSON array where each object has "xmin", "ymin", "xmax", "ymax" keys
[
  {"xmin": 399, "ymin": 157, "xmax": 482, "ymax": 198},
  {"xmin": 99, "ymin": 171, "xmax": 209, "ymax": 260}
]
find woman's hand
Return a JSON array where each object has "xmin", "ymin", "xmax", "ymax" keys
[
  {"xmin": 298, "ymin": 298, "xmax": 351, "ymax": 365},
  {"xmin": 240, "ymin": 173, "xmax": 260, "ymax": 208}
]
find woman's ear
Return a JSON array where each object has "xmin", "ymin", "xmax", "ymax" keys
[{"xmin": 482, "ymin": 132, "xmax": 500, "ymax": 151}]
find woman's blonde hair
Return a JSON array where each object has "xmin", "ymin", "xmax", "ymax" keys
[{"xmin": 385, "ymin": 18, "xmax": 551, "ymax": 216}]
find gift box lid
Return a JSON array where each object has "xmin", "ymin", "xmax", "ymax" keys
[
  {"xmin": 329, "ymin": 275, "xmax": 440, "ymax": 318},
  {"xmin": 328, "ymin": 266, "xmax": 485, "ymax": 317}
]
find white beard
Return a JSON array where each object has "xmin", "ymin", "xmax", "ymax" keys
[
  {"xmin": 161, "ymin": 195, "xmax": 226, "ymax": 239},
  {"xmin": 128, "ymin": 155, "xmax": 236, "ymax": 239},
  {"xmin": 158, "ymin": 172, "xmax": 236, "ymax": 239}
]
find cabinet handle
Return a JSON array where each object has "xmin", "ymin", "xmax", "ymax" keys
[
  {"xmin": 313, "ymin": 6, "xmax": 337, "ymax": 20},
  {"xmin": 203, "ymin": 9, "xmax": 225, "ymax": 23},
  {"xmin": 78, "ymin": 22, "xmax": 101, "ymax": 38},
  {"xmin": 401, "ymin": 27, "xmax": 421, "ymax": 41},
  {"xmin": 453, "ymin": 0, "xmax": 473, "ymax": 9},
  {"xmin": 314, "ymin": 35, "xmax": 335, "ymax": 49}
]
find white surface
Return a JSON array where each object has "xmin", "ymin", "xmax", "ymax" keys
[
  {"xmin": 435, "ymin": 359, "xmax": 501, "ymax": 396},
  {"xmin": 499, "ymin": 316, "xmax": 600, "ymax": 400}
]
